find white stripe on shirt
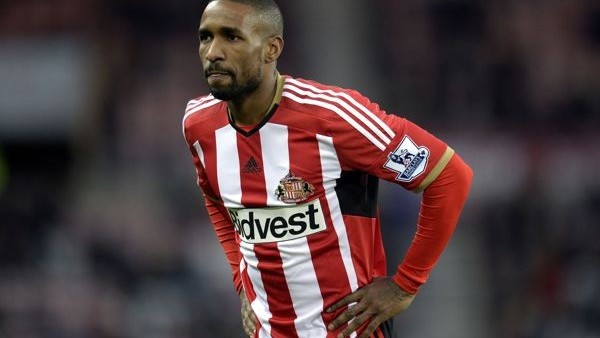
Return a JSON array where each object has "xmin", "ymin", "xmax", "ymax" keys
[
  {"xmin": 260, "ymin": 123, "xmax": 291, "ymax": 206},
  {"xmin": 215, "ymin": 125, "xmax": 242, "ymax": 208}
]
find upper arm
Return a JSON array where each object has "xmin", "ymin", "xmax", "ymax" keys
[{"xmin": 329, "ymin": 91, "xmax": 452, "ymax": 192}]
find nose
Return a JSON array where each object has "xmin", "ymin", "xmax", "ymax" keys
[{"xmin": 203, "ymin": 39, "xmax": 225, "ymax": 62}]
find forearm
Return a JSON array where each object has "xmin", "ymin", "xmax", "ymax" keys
[
  {"xmin": 393, "ymin": 153, "xmax": 473, "ymax": 294},
  {"xmin": 205, "ymin": 196, "xmax": 243, "ymax": 293}
]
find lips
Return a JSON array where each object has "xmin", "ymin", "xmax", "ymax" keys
[
  {"xmin": 206, "ymin": 71, "xmax": 230, "ymax": 77},
  {"xmin": 206, "ymin": 70, "xmax": 233, "ymax": 85},
  {"xmin": 205, "ymin": 65, "xmax": 233, "ymax": 78}
]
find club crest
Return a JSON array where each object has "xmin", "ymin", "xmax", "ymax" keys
[
  {"xmin": 274, "ymin": 171, "xmax": 315, "ymax": 203},
  {"xmin": 383, "ymin": 136, "xmax": 429, "ymax": 182}
]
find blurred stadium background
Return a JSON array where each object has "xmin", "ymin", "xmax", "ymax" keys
[{"xmin": 0, "ymin": 0, "xmax": 599, "ymax": 337}]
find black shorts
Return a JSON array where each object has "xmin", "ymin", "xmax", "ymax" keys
[{"xmin": 376, "ymin": 318, "xmax": 396, "ymax": 338}]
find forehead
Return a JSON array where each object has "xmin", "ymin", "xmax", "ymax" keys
[{"xmin": 200, "ymin": 1, "xmax": 256, "ymax": 32}]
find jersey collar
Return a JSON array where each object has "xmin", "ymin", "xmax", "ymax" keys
[{"xmin": 228, "ymin": 72, "xmax": 284, "ymax": 137}]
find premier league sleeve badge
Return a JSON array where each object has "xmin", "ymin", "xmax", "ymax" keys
[{"xmin": 383, "ymin": 136, "xmax": 430, "ymax": 182}]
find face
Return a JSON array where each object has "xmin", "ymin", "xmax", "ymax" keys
[{"xmin": 198, "ymin": 1, "xmax": 266, "ymax": 101}]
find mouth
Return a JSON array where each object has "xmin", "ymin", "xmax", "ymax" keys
[
  {"xmin": 205, "ymin": 68, "xmax": 233, "ymax": 79},
  {"xmin": 207, "ymin": 72, "xmax": 230, "ymax": 79}
]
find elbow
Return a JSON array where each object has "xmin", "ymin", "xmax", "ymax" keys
[
  {"xmin": 454, "ymin": 155, "xmax": 473, "ymax": 200},
  {"xmin": 421, "ymin": 152, "xmax": 473, "ymax": 203}
]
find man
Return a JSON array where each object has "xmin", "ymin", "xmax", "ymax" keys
[{"xmin": 182, "ymin": 0, "xmax": 473, "ymax": 337}]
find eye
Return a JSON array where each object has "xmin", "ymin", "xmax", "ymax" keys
[
  {"xmin": 226, "ymin": 34, "xmax": 241, "ymax": 42},
  {"xmin": 199, "ymin": 32, "xmax": 212, "ymax": 42}
]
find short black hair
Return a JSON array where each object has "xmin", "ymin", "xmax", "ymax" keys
[{"xmin": 209, "ymin": 0, "xmax": 284, "ymax": 36}]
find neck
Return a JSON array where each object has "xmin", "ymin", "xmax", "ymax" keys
[{"xmin": 228, "ymin": 69, "xmax": 279, "ymax": 126}]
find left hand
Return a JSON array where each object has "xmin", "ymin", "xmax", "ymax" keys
[
  {"xmin": 240, "ymin": 290, "xmax": 257, "ymax": 337},
  {"xmin": 326, "ymin": 277, "xmax": 415, "ymax": 338}
]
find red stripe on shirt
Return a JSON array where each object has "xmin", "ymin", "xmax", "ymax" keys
[{"xmin": 237, "ymin": 132, "xmax": 268, "ymax": 207}]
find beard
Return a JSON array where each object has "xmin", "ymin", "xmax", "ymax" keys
[{"xmin": 206, "ymin": 65, "xmax": 262, "ymax": 101}]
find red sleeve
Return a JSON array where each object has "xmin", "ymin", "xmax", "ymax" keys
[
  {"xmin": 326, "ymin": 89, "xmax": 449, "ymax": 192},
  {"xmin": 392, "ymin": 153, "xmax": 473, "ymax": 294},
  {"xmin": 205, "ymin": 196, "xmax": 243, "ymax": 294},
  {"xmin": 366, "ymin": 118, "xmax": 450, "ymax": 192}
]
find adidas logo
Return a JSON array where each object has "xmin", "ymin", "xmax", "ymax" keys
[{"xmin": 242, "ymin": 157, "xmax": 262, "ymax": 174}]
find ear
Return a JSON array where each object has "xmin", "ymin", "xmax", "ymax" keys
[{"xmin": 264, "ymin": 36, "xmax": 284, "ymax": 63}]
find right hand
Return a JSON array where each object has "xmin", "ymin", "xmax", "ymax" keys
[{"xmin": 240, "ymin": 290, "xmax": 257, "ymax": 337}]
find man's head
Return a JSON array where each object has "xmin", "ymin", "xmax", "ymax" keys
[{"xmin": 198, "ymin": 0, "xmax": 284, "ymax": 101}]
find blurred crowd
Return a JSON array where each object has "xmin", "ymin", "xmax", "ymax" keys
[{"xmin": 0, "ymin": 0, "xmax": 598, "ymax": 337}]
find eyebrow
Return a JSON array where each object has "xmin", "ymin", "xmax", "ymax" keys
[{"xmin": 198, "ymin": 26, "xmax": 244, "ymax": 38}]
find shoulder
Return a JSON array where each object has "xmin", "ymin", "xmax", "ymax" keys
[
  {"xmin": 281, "ymin": 76, "xmax": 380, "ymax": 117},
  {"xmin": 280, "ymin": 75, "xmax": 392, "ymax": 127},
  {"xmin": 280, "ymin": 76, "xmax": 398, "ymax": 150},
  {"xmin": 281, "ymin": 76, "xmax": 370, "ymax": 105},
  {"xmin": 183, "ymin": 94, "xmax": 223, "ymax": 123},
  {"xmin": 181, "ymin": 94, "xmax": 225, "ymax": 138},
  {"xmin": 182, "ymin": 94, "xmax": 224, "ymax": 128}
]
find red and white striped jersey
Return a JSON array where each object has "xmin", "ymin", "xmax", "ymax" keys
[{"xmin": 182, "ymin": 74, "xmax": 453, "ymax": 338}]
